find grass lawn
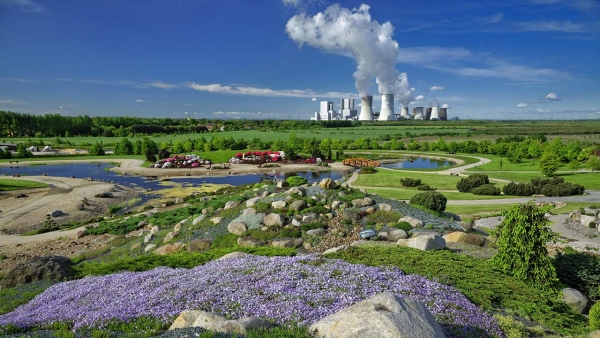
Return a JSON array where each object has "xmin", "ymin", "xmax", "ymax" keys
[
  {"xmin": 467, "ymin": 154, "xmax": 570, "ymax": 172},
  {"xmin": 355, "ymin": 169, "xmax": 462, "ymax": 190},
  {"xmin": 485, "ymin": 171, "xmax": 600, "ymax": 190},
  {"xmin": 365, "ymin": 187, "xmax": 513, "ymax": 201},
  {"xmin": 0, "ymin": 178, "xmax": 49, "ymax": 191},
  {"xmin": 550, "ymin": 202, "xmax": 598, "ymax": 215}
]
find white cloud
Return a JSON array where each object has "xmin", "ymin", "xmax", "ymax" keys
[
  {"xmin": 184, "ymin": 82, "xmax": 357, "ymax": 99},
  {"xmin": 0, "ymin": 99, "xmax": 26, "ymax": 104},
  {"xmin": 430, "ymin": 86, "xmax": 445, "ymax": 91},
  {"xmin": 546, "ymin": 93, "xmax": 560, "ymax": 101},
  {"xmin": 488, "ymin": 13, "xmax": 503, "ymax": 24},
  {"xmin": 145, "ymin": 81, "xmax": 176, "ymax": 90},
  {"xmin": 311, "ymin": 97, "xmax": 317, "ymax": 101},
  {"xmin": 441, "ymin": 103, "xmax": 450, "ymax": 109},
  {"xmin": 414, "ymin": 95, "xmax": 425, "ymax": 101},
  {"xmin": 135, "ymin": 99, "xmax": 147, "ymax": 103},
  {"xmin": 517, "ymin": 103, "xmax": 528, "ymax": 108},
  {"xmin": 537, "ymin": 108, "xmax": 550, "ymax": 113},
  {"xmin": 514, "ymin": 20, "xmax": 586, "ymax": 33},
  {"xmin": 281, "ymin": 0, "xmax": 301, "ymax": 7},
  {"xmin": 0, "ymin": 0, "xmax": 44, "ymax": 13}
]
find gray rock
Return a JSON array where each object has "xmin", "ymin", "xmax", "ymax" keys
[
  {"xmin": 216, "ymin": 317, "xmax": 274, "ymax": 335},
  {"xmin": 263, "ymin": 213, "xmax": 285, "ymax": 227},
  {"xmin": 322, "ymin": 245, "xmax": 349, "ymax": 254},
  {"xmin": 74, "ymin": 229, "xmax": 87, "ymax": 239},
  {"xmin": 228, "ymin": 222, "xmax": 248, "ymax": 235},
  {"xmin": 272, "ymin": 238, "xmax": 304, "ymax": 248},
  {"xmin": 319, "ymin": 178, "xmax": 337, "ymax": 189},
  {"xmin": 291, "ymin": 219, "xmax": 301, "ymax": 227},
  {"xmin": 289, "ymin": 200, "xmax": 307, "ymax": 211},
  {"xmin": 309, "ymin": 292, "xmax": 445, "ymax": 338},
  {"xmin": 169, "ymin": 310, "xmax": 203, "ymax": 330},
  {"xmin": 202, "ymin": 208, "xmax": 210, "ymax": 215},
  {"xmin": 187, "ymin": 238, "xmax": 212, "ymax": 252},
  {"xmin": 242, "ymin": 208, "xmax": 257, "ymax": 215},
  {"xmin": 352, "ymin": 197, "xmax": 374, "ymax": 208},
  {"xmin": 210, "ymin": 217, "xmax": 224, "ymax": 225},
  {"xmin": 163, "ymin": 231, "xmax": 179, "ymax": 243},
  {"xmin": 175, "ymin": 197, "xmax": 184, "ymax": 204},
  {"xmin": 217, "ymin": 252, "xmax": 248, "ymax": 261},
  {"xmin": 150, "ymin": 226, "xmax": 160, "ymax": 234},
  {"xmin": 378, "ymin": 227, "xmax": 408, "ymax": 241},
  {"xmin": 272, "ymin": 200, "xmax": 287, "ymax": 210},
  {"xmin": 342, "ymin": 208, "xmax": 361, "ymax": 221},
  {"xmin": 288, "ymin": 186, "xmax": 306, "ymax": 197},
  {"xmin": 306, "ymin": 228, "xmax": 327, "ymax": 236},
  {"xmin": 138, "ymin": 220, "xmax": 149, "ymax": 228},
  {"xmin": 144, "ymin": 244, "xmax": 157, "ymax": 253},
  {"xmin": 562, "ymin": 288, "xmax": 588, "ymax": 314},
  {"xmin": 443, "ymin": 232, "xmax": 485, "ymax": 247},
  {"xmin": 302, "ymin": 213, "xmax": 318, "ymax": 223},
  {"xmin": 155, "ymin": 242, "xmax": 185, "ymax": 255},
  {"xmin": 224, "ymin": 200, "xmax": 241, "ymax": 210},
  {"xmin": 174, "ymin": 223, "xmax": 182, "ymax": 233},
  {"xmin": 0, "ymin": 255, "xmax": 74, "ymax": 288},
  {"xmin": 276, "ymin": 180, "xmax": 289, "ymax": 188},
  {"xmin": 246, "ymin": 197, "xmax": 261, "ymax": 207},
  {"xmin": 192, "ymin": 215, "xmax": 206, "ymax": 225},
  {"xmin": 399, "ymin": 216, "xmax": 424, "ymax": 228},
  {"xmin": 378, "ymin": 203, "xmax": 393, "ymax": 212},
  {"xmin": 350, "ymin": 240, "xmax": 396, "ymax": 248},
  {"xmin": 331, "ymin": 200, "xmax": 341, "ymax": 210},
  {"xmin": 144, "ymin": 233, "xmax": 155, "ymax": 243},
  {"xmin": 458, "ymin": 220, "xmax": 473, "ymax": 232},
  {"xmin": 581, "ymin": 215, "xmax": 597, "ymax": 227},
  {"xmin": 237, "ymin": 237, "xmax": 264, "ymax": 248},
  {"xmin": 49, "ymin": 210, "xmax": 63, "ymax": 217},
  {"xmin": 397, "ymin": 234, "xmax": 446, "ymax": 251},
  {"xmin": 192, "ymin": 311, "xmax": 228, "ymax": 331}
]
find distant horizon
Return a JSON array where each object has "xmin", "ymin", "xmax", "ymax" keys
[{"xmin": 1, "ymin": 0, "xmax": 599, "ymax": 120}]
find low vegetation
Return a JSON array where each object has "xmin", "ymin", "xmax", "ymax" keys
[{"xmin": 409, "ymin": 191, "xmax": 447, "ymax": 212}]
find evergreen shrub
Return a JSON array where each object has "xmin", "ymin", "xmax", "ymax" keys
[{"xmin": 409, "ymin": 192, "xmax": 447, "ymax": 212}]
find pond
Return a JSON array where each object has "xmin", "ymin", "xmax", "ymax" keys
[{"xmin": 380, "ymin": 157, "xmax": 454, "ymax": 169}]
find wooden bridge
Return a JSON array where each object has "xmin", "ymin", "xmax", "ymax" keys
[{"xmin": 342, "ymin": 158, "xmax": 381, "ymax": 167}]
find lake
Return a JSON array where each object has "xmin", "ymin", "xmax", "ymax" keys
[{"xmin": 380, "ymin": 157, "xmax": 454, "ymax": 169}]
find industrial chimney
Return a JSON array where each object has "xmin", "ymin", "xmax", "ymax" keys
[
  {"xmin": 400, "ymin": 106, "xmax": 409, "ymax": 119},
  {"xmin": 358, "ymin": 95, "xmax": 373, "ymax": 121},
  {"xmin": 431, "ymin": 106, "xmax": 440, "ymax": 120},
  {"xmin": 379, "ymin": 94, "xmax": 395, "ymax": 121}
]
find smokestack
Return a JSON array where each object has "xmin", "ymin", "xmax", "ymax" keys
[
  {"xmin": 358, "ymin": 95, "xmax": 373, "ymax": 121},
  {"xmin": 379, "ymin": 94, "xmax": 395, "ymax": 121},
  {"xmin": 439, "ymin": 108, "xmax": 447, "ymax": 121},
  {"xmin": 400, "ymin": 106, "xmax": 409, "ymax": 118},
  {"xmin": 431, "ymin": 106, "xmax": 440, "ymax": 120}
]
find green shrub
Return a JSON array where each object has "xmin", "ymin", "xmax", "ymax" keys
[
  {"xmin": 409, "ymin": 191, "xmax": 447, "ymax": 212},
  {"xmin": 503, "ymin": 177, "xmax": 585, "ymax": 197},
  {"xmin": 87, "ymin": 215, "xmax": 148, "ymax": 236},
  {"xmin": 456, "ymin": 174, "xmax": 489, "ymax": 192},
  {"xmin": 211, "ymin": 233, "xmax": 240, "ymax": 249},
  {"xmin": 286, "ymin": 176, "xmax": 308, "ymax": 187},
  {"xmin": 242, "ymin": 229, "xmax": 278, "ymax": 242},
  {"xmin": 400, "ymin": 177, "xmax": 421, "ymax": 187},
  {"xmin": 279, "ymin": 227, "xmax": 302, "ymax": 238},
  {"xmin": 108, "ymin": 205, "xmax": 122, "ymax": 214},
  {"xmin": 336, "ymin": 189, "xmax": 366, "ymax": 204},
  {"xmin": 553, "ymin": 247, "xmax": 600, "ymax": 302},
  {"xmin": 300, "ymin": 221, "xmax": 325, "ymax": 232},
  {"xmin": 359, "ymin": 166, "xmax": 376, "ymax": 174},
  {"xmin": 471, "ymin": 184, "xmax": 501, "ymax": 196},
  {"xmin": 254, "ymin": 202, "xmax": 271, "ymax": 213},
  {"xmin": 416, "ymin": 184, "xmax": 436, "ymax": 191},
  {"xmin": 392, "ymin": 221, "xmax": 412, "ymax": 232},
  {"xmin": 590, "ymin": 302, "xmax": 600, "ymax": 331},
  {"xmin": 366, "ymin": 210, "xmax": 403, "ymax": 225}
]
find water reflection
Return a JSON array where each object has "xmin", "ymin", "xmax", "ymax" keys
[{"xmin": 380, "ymin": 157, "xmax": 453, "ymax": 169}]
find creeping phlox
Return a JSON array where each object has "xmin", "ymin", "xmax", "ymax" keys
[{"xmin": 0, "ymin": 255, "xmax": 503, "ymax": 337}]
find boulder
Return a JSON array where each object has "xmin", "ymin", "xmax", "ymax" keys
[
  {"xmin": 217, "ymin": 252, "xmax": 248, "ymax": 261},
  {"xmin": 309, "ymin": 292, "xmax": 445, "ymax": 338},
  {"xmin": 150, "ymin": 226, "xmax": 160, "ymax": 234},
  {"xmin": 397, "ymin": 234, "xmax": 446, "ymax": 251},
  {"xmin": 228, "ymin": 222, "xmax": 248, "ymax": 235},
  {"xmin": 352, "ymin": 197, "xmax": 374, "ymax": 208},
  {"xmin": 74, "ymin": 229, "xmax": 87, "ymax": 239},
  {"xmin": 263, "ymin": 213, "xmax": 285, "ymax": 227},
  {"xmin": 225, "ymin": 200, "xmax": 241, "ymax": 210},
  {"xmin": 242, "ymin": 208, "xmax": 257, "ymax": 215},
  {"xmin": 398, "ymin": 216, "xmax": 424, "ymax": 228},
  {"xmin": 1, "ymin": 255, "xmax": 74, "ymax": 288},
  {"xmin": 215, "ymin": 317, "xmax": 274, "ymax": 335},
  {"xmin": 562, "ymin": 288, "xmax": 588, "ymax": 314},
  {"xmin": 187, "ymin": 238, "xmax": 212, "ymax": 252},
  {"xmin": 581, "ymin": 215, "xmax": 597, "ymax": 227},
  {"xmin": 276, "ymin": 180, "xmax": 289, "ymax": 188},
  {"xmin": 378, "ymin": 203, "xmax": 393, "ymax": 212},
  {"xmin": 138, "ymin": 220, "xmax": 149, "ymax": 228},
  {"xmin": 192, "ymin": 215, "xmax": 206, "ymax": 225},
  {"xmin": 154, "ymin": 242, "xmax": 185, "ymax": 255},
  {"xmin": 174, "ymin": 222, "xmax": 183, "ymax": 233},
  {"xmin": 331, "ymin": 200, "xmax": 341, "ymax": 210},
  {"xmin": 319, "ymin": 178, "xmax": 337, "ymax": 189},
  {"xmin": 378, "ymin": 227, "xmax": 408, "ymax": 242},
  {"xmin": 289, "ymin": 200, "xmax": 307, "ymax": 211},
  {"xmin": 169, "ymin": 310, "xmax": 203, "ymax": 330},
  {"xmin": 163, "ymin": 231, "xmax": 179, "ymax": 243},
  {"xmin": 237, "ymin": 237, "xmax": 264, "ymax": 248},
  {"xmin": 322, "ymin": 245, "xmax": 349, "ymax": 254},
  {"xmin": 306, "ymin": 228, "xmax": 327, "ymax": 236},
  {"xmin": 192, "ymin": 311, "xmax": 228, "ymax": 331},
  {"xmin": 365, "ymin": 207, "xmax": 376, "ymax": 215},
  {"xmin": 291, "ymin": 218, "xmax": 301, "ymax": 227},
  {"xmin": 342, "ymin": 209, "xmax": 361, "ymax": 221},
  {"xmin": 144, "ymin": 244, "xmax": 157, "ymax": 253},
  {"xmin": 246, "ymin": 197, "xmax": 261, "ymax": 207},
  {"xmin": 458, "ymin": 220, "xmax": 473, "ymax": 232},
  {"xmin": 272, "ymin": 238, "xmax": 304, "ymax": 248},
  {"xmin": 288, "ymin": 186, "xmax": 306, "ymax": 197},
  {"xmin": 443, "ymin": 232, "xmax": 486, "ymax": 247},
  {"xmin": 272, "ymin": 201, "xmax": 287, "ymax": 210},
  {"xmin": 210, "ymin": 217, "xmax": 224, "ymax": 225},
  {"xmin": 144, "ymin": 233, "xmax": 155, "ymax": 243},
  {"xmin": 49, "ymin": 210, "xmax": 63, "ymax": 217},
  {"xmin": 302, "ymin": 213, "xmax": 318, "ymax": 223}
]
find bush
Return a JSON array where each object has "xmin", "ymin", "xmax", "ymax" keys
[
  {"xmin": 503, "ymin": 177, "xmax": 585, "ymax": 197},
  {"xmin": 553, "ymin": 247, "xmax": 600, "ymax": 302},
  {"xmin": 145, "ymin": 150, "xmax": 156, "ymax": 163},
  {"xmin": 502, "ymin": 182, "xmax": 536, "ymax": 196},
  {"xmin": 278, "ymin": 227, "xmax": 302, "ymax": 238},
  {"xmin": 88, "ymin": 142, "xmax": 105, "ymax": 156},
  {"xmin": 393, "ymin": 221, "xmax": 412, "ymax": 232},
  {"xmin": 471, "ymin": 184, "xmax": 501, "ymax": 196},
  {"xmin": 417, "ymin": 184, "xmax": 436, "ymax": 191},
  {"xmin": 409, "ymin": 191, "xmax": 447, "ymax": 212},
  {"xmin": 400, "ymin": 178, "xmax": 421, "ymax": 187},
  {"xmin": 591, "ymin": 302, "xmax": 600, "ymax": 331},
  {"xmin": 456, "ymin": 174, "xmax": 489, "ymax": 192},
  {"xmin": 359, "ymin": 166, "xmax": 376, "ymax": 174},
  {"xmin": 286, "ymin": 176, "xmax": 308, "ymax": 187},
  {"xmin": 158, "ymin": 148, "xmax": 170, "ymax": 159},
  {"xmin": 254, "ymin": 202, "xmax": 270, "ymax": 213}
]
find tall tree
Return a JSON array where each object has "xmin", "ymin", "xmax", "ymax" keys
[{"xmin": 539, "ymin": 151, "xmax": 561, "ymax": 176}]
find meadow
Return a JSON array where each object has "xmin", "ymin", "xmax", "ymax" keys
[{"xmin": 0, "ymin": 178, "xmax": 48, "ymax": 191}]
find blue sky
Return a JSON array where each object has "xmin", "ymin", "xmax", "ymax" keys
[{"xmin": 0, "ymin": 0, "xmax": 599, "ymax": 120}]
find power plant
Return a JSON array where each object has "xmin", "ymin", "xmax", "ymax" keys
[{"xmin": 310, "ymin": 94, "xmax": 449, "ymax": 121}]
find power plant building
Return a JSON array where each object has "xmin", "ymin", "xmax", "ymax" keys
[
  {"xmin": 310, "ymin": 97, "xmax": 448, "ymax": 121},
  {"xmin": 439, "ymin": 108, "xmax": 448, "ymax": 121},
  {"xmin": 339, "ymin": 98, "xmax": 357, "ymax": 120},
  {"xmin": 378, "ymin": 94, "xmax": 395, "ymax": 121},
  {"xmin": 358, "ymin": 95, "xmax": 374, "ymax": 121},
  {"xmin": 412, "ymin": 107, "xmax": 424, "ymax": 120},
  {"xmin": 430, "ymin": 106, "xmax": 440, "ymax": 120}
]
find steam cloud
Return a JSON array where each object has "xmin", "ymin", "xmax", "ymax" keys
[
  {"xmin": 428, "ymin": 98, "xmax": 440, "ymax": 107},
  {"xmin": 285, "ymin": 4, "xmax": 409, "ymax": 99}
]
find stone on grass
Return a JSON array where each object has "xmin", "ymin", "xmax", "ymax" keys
[
  {"xmin": 365, "ymin": 207, "xmax": 376, "ymax": 215},
  {"xmin": 242, "ymin": 208, "xmax": 257, "ymax": 215},
  {"xmin": 216, "ymin": 317, "xmax": 274, "ymax": 335},
  {"xmin": 378, "ymin": 203, "xmax": 393, "ymax": 212},
  {"xmin": 289, "ymin": 200, "xmax": 307, "ymax": 211},
  {"xmin": 331, "ymin": 200, "xmax": 341, "ymax": 210},
  {"xmin": 210, "ymin": 217, "xmax": 224, "ymax": 225},
  {"xmin": 154, "ymin": 242, "xmax": 185, "ymax": 255},
  {"xmin": 272, "ymin": 238, "xmax": 304, "ymax": 248},
  {"xmin": 144, "ymin": 233, "xmax": 155, "ymax": 243},
  {"xmin": 322, "ymin": 245, "xmax": 348, "ymax": 254},
  {"xmin": 306, "ymin": 228, "xmax": 327, "ymax": 236},
  {"xmin": 291, "ymin": 218, "xmax": 301, "ymax": 227},
  {"xmin": 309, "ymin": 292, "xmax": 445, "ymax": 338},
  {"xmin": 163, "ymin": 231, "xmax": 179, "ymax": 243},
  {"xmin": 378, "ymin": 227, "xmax": 408, "ymax": 241},
  {"xmin": 237, "ymin": 237, "xmax": 264, "ymax": 248},
  {"xmin": 150, "ymin": 226, "xmax": 160, "ymax": 234},
  {"xmin": 342, "ymin": 209, "xmax": 361, "ymax": 221},
  {"xmin": 302, "ymin": 213, "xmax": 318, "ymax": 223},
  {"xmin": 138, "ymin": 220, "xmax": 149, "ymax": 228},
  {"xmin": 276, "ymin": 180, "xmax": 289, "ymax": 188},
  {"xmin": 187, "ymin": 238, "xmax": 212, "ymax": 252},
  {"xmin": 263, "ymin": 213, "xmax": 285, "ymax": 227},
  {"xmin": 191, "ymin": 215, "xmax": 205, "ymax": 226},
  {"xmin": 144, "ymin": 244, "xmax": 157, "ymax": 253},
  {"xmin": 192, "ymin": 311, "xmax": 228, "ymax": 331},
  {"xmin": 217, "ymin": 252, "xmax": 248, "ymax": 261},
  {"xmin": 174, "ymin": 223, "xmax": 183, "ymax": 233},
  {"xmin": 246, "ymin": 197, "xmax": 261, "ymax": 207},
  {"xmin": 319, "ymin": 178, "xmax": 337, "ymax": 189},
  {"xmin": 399, "ymin": 216, "xmax": 424, "ymax": 228},
  {"xmin": 288, "ymin": 186, "xmax": 305, "ymax": 197},
  {"xmin": 562, "ymin": 288, "xmax": 588, "ymax": 314},
  {"xmin": 224, "ymin": 200, "xmax": 241, "ymax": 209},
  {"xmin": 397, "ymin": 234, "xmax": 446, "ymax": 251},
  {"xmin": 272, "ymin": 201, "xmax": 287, "ymax": 210},
  {"xmin": 443, "ymin": 232, "xmax": 486, "ymax": 247},
  {"xmin": 228, "ymin": 222, "xmax": 248, "ymax": 235},
  {"xmin": 352, "ymin": 197, "xmax": 374, "ymax": 208},
  {"xmin": 581, "ymin": 215, "xmax": 597, "ymax": 228},
  {"xmin": 169, "ymin": 310, "xmax": 203, "ymax": 330}
]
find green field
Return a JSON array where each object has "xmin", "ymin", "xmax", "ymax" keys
[
  {"xmin": 0, "ymin": 178, "xmax": 49, "ymax": 191},
  {"xmin": 365, "ymin": 187, "xmax": 514, "ymax": 201},
  {"xmin": 484, "ymin": 171, "xmax": 600, "ymax": 190},
  {"xmin": 354, "ymin": 169, "xmax": 463, "ymax": 190},
  {"xmin": 467, "ymin": 154, "xmax": 570, "ymax": 172}
]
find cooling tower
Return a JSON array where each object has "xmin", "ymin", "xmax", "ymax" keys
[
  {"xmin": 439, "ymin": 108, "xmax": 448, "ymax": 121},
  {"xmin": 425, "ymin": 107, "xmax": 432, "ymax": 120},
  {"xmin": 358, "ymin": 95, "xmax": 373, "ymax": 121},
  {"xmin": 431, "ymin": 106, "xmax": 440, "ymax": 120},
  {"xmin": 378, "ymin": 94, "xmax": 395, "ymax": 121},
  {"xmin": 400, "ymin": 106, "xmax": 409, "ymax": 118}
]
